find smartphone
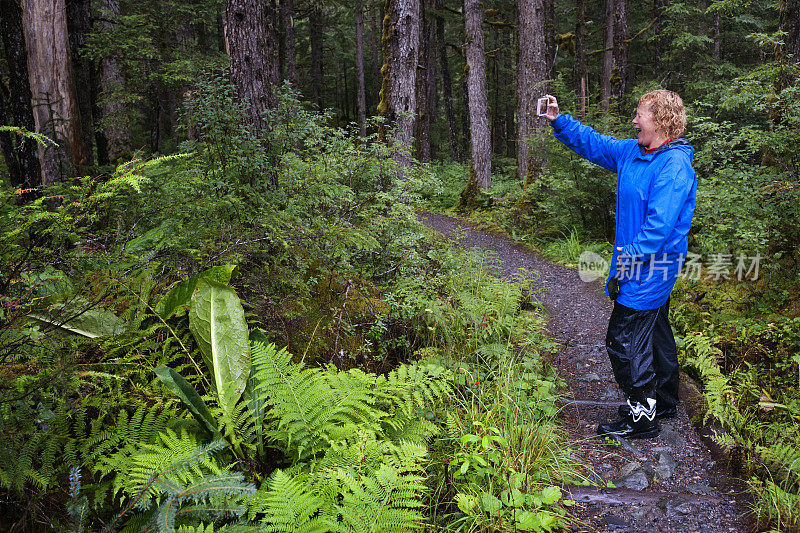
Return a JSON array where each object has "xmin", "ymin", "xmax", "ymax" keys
[{"xmin": 537, "ymin": 97, "xmax": 549, "ymax": 116}]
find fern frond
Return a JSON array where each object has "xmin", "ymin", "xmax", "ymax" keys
[{"xmin": 249, "ymin": 469, "xmax": 327, "ymax": 532}]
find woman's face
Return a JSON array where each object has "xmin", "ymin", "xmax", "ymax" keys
[{"xmin": 632, "ymin": 104, "xmax": 664, "ymax": 150}]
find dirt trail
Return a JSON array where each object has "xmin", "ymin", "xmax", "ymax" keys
[{"xmin": 419, "ymin": 212, "xmax": 750, "ymax": 533}]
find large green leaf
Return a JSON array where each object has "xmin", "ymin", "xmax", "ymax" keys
[
  {"xmin": 155, "ymin": 265, "xmax": 238, "ymax": 320},
  {"xmin": 188, "ymin": 278, "xmax": 250, "ymax": 414},
  {"xmin": 27, "ymin": 298, "xmax": 125, "ymax": 338},
  {"xmin": 154, "ymin": 365, "xmax": 218, "ymax": 437}
]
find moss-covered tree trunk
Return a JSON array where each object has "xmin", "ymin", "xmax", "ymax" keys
[
  {"xmin": 22, "ymin": 0, "xmax": 86, "ymax": 184},
  {"xmin": 516, "ymin": 0, "xmax": 546, "ymax": 183},
  {"xmin": 379, "ymin": 0, "xmax": 420, "ymax": 168},
  {"xmin": 0, "ymin": 0, "xmax": 41, "ymax": 190},
  {"xmin": 779, "ymin": 0, "xmax": 799, "ymax": 89},
  {"xmin": 464, "ymin": 0, "xmax": 490, "ymax": 189}
]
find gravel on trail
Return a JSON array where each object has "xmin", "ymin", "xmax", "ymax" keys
[{"xmin": 418, "ymin": 212, "xmax": 752, "ymax": 533}]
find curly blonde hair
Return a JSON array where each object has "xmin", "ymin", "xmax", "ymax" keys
[{"xmin": 638, "ymin": 89, "xmax": 687, "ymax": 140}]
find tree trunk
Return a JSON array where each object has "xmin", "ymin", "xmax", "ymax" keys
[
  {"xmin": 516, "ymin": 0, "xmax": 547, "ymax": 183},
  {"xmin": 22, "ymin": 0, "xmax": 86, "ymax": 184},
  {"xmin": 282, "ymin": 0, "xmax": 297, "ymax": 84},
  {"xmin": 435, "ymin": 0, "xmax": 460, "ymax": 161},
  {"xmin": 309, "ymin": 3, "xmax": 324, "ymax": 111},
  {"xmin": 0, "ymin": 0, "xmax": 41, "ymax": 190},
  {"xmin": 66, "ymin": 0, "xmax": 93, "ymax": 168},
  {"xmin": 779, "ymin": 0, "xmax": 799, "ymax": 89},
  {"xmin": 355, "ymin": 9, "xmax": 367, "ymax": 139},
  {"xmin": 99, "ymin": 0, "xmax": 130, "ymax": 161},
  {"xmin": 465, "ymin": 0, "xmax": 491, "ymax": 188},
  {"xmin": 225, "ymin": 0, "xmax": 279, "ymax": 139},
  {"xmin": 544, "ymin": 0, "xmax": 556, "ymax": 80},
  {"xmin": 380, "ymin": 0, "xmax": 420, "ymax": 168},
  {"xmin": 574, "ymin": 0, "xmax": 588, "ymax": 117},
  {"xmin": 713, "ymin": 12, "xmax": 721, "ymax": 62},
  {"xmin": 601, "ymin": 0, "xmax": 614, "ymax": 111},
  {"xmin": 780, "ymin": 0, "xmax": 799, "ymax": 67},
  {"xmin": 612, "ymin": 0, "xmax": 627, "ymax": 115},
  {"xmin": 417, "ymin": 0, "xmax": 437, "ymax": 162}
]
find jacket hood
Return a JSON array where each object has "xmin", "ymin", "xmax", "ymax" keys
[{"xmin": 638, "ymin": 138, "xmax": 694, "ymax": 160}]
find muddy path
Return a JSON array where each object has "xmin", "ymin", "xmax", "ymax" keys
[{"xmin": 419, "ymin": 212, "xmax": 751, "ymax": 533}]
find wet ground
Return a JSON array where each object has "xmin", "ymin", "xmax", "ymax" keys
[{"xmin": 419, "ymin": 212, "xmax": 751, "ymax": 533}]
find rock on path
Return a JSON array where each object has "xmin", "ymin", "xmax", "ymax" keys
[{"xmin": 419, "ymin": 212, "xmax": 751, "ymax": 533}]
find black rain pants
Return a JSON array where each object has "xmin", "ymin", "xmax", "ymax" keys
[{"xmin": 605, "ymin": 298, "xmax": 679, "ymax": 407}]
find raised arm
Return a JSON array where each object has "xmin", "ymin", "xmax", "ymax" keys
[{"xmin": 543, "ymin": 95, "xmax": 629, "ymax": 172}]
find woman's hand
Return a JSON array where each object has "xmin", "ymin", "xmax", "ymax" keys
[{"xmin": 543, "ymin": 94, "xmax": 559, "ymax": 122}]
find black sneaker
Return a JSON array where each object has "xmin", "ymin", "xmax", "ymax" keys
[
  {"xmin": 597, "ymin": 415, "xmax": 660, "ymax": 439},
  {"xmin": 617, "ymin": 403, "xmax": 678, "ymax": 419}
]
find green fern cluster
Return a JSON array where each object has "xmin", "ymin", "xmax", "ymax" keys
[{"xmin": 95, "ymin": 341, "xmax": 452, "ymax": 531}]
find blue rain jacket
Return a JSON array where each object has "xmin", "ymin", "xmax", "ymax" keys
[{"xmin": 551, "ymin": 114, "xmax": 697, "ymax": 311}]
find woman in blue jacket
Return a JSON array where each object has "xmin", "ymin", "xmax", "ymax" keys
[{"xmin": 543, "ymin": 90, "xmax": 697, "ymax": 439}]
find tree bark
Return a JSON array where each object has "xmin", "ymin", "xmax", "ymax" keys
[
  {"xmin": 779, "ymin": 0, "xmax": 799, "ymax": 89},
  {"xmin": 417, "ymin": 0, "xmax": 437, "ymax": 162},
  {"xmin": 309, "ymin": 3, "xmax": 324, "ymax": 111},
  {"xmin": 465, "ymin": 0, "xmax": 490, "ymax": 188},
  {"xmin": 435, "ymin": 0, "xmax": 460, "ymax": 161},
  {"xmin": 380, "ymin": 0, "xmax": 420, "ymax": 168},
  {"xmin": 282, "ymin": 0, "xmax": 297, "ymax": 84},
  {"xmin": 516, "ymin": 0, "xmax": 547, "ymax": 183},
  {"xmin": 22, "ymin": 0, "xmax": 86, "ymax": 184},
  {"xmin": 780, "ymin": 0, "xmax": 799, "ymax": 67},
  {"xmin": 574, "ymin": 0, "xmax": 588, "ymax": 117},
  {"xmin": 66, "ymin": 0, "xmax": 93, "ymax": 167},
  {"xmin": 544, "ymin": 0, "xmax": 556, "ymax": 80},
  {"xmin": 601, "ymin": 0, "xmax": 614, "ymax": 111},
  {"xmin": 612, "ymin": 0, "xmax": 627, "ymax": 115},
  {"xmin": 99, "ymin": 0, "xmax": 130, "ymax": 161},
  {"xmin": 225, "ymin": 0, "xmax": 279, "ymax": 139},
  {"xmin": 712, "ymin": 12, "xmax": 721, "ymax": 62},
  {"xmin": 0, "ymin": 0, "xmax": 41, "ymax": 189},
  {"xmin": 355, "ymin": 8, "xmax": 367, "ymax": 139}
]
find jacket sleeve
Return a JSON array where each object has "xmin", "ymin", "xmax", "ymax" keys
[
  {"xmin": 551, "ymin": 114, "xmax": 629, "ymax": 172},
  {"xmin": 620, "ymin": 158, "xmax": 694, "ymax": 258}
]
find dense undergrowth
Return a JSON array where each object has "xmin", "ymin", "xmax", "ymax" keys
[
  {"xmin": 421, "ymin": 66, "xmax": 800, "ymax": 531},
  {"xmin": 0, "ymin": 78, "xmax": 582, "ymax": 531}
]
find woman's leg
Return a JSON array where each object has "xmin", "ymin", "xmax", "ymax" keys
[{"xmin": 652, "ymin": 298, "xmax": 680, "ymax": 409}]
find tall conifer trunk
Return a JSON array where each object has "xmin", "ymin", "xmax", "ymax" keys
[
  {"xmin": 225, "ymin": 0, "xmax": 279, "ymax": 138},
  {"xmin": 516, "ymin": 0, "xmax": 547, "ymax": 182},
  {"xmin": 612, "ymin": 0, "xmax": 627, "ymax": 115},
  {"xmin": 309, "ymin": 3, "xmax": 324, "ymax": 111},
  {"xmin": 355, "ymin": 8, "xmax": 367, "ymax": 139},
  {"xmin": 0, "ymin": 0, "xmax": 41, "ymax": 189},
  {"xmin": 435, "ymin": 0, "xmax": 460, "ymax": 161},
  {"xmin": 601, "ymin": 0, "xmax": 614, "ymax": 111},
  {"xmin": 464, "ymin": 0, "xmax": 490, "ymax": 188},
  {"xmin": 574, "ymin": 0, "xmax": 588, "ymax": 117},
  {"xmin": 417, "ymin": 0, "xmax": 437, "ymax": 162},
  {"xmin": 281, "ymin": 0, "xmax": 297, "ymax": 84},
  {"xmin": 22, "ymin": 0, "xmax": 86, "ymax": 184},
  {"xmin": 380, "ymin": 0, "xmax": 420, "ymax": 168},
  {"xmin": 66, "ymin": 0, "xmax": 93, "ymax": 167}
]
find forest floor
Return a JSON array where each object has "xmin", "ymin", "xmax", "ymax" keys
[{"xmin": 419, "ymin": 212, "xmax": 753, "ymax": 533}]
